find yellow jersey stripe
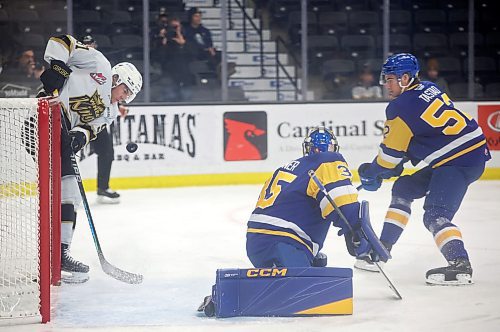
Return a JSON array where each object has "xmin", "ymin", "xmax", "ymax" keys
[
  {"xmin": 423, "ymin": 127, "xmax": 483, "ymax": 164},
  {"xmin": 376, "ymin": 155, "xmax": 398, "ymax": 169},
  {"xmin": 306, "ymin": 161, "xmax": 352, "ymax": 199},
  {"xmin": 432, "ymin": 140, "xmax": 487, "ymax": 168},
  {"xmin": 320, "ymin": 194, "xmax": 358, "ymax": 218},
  {"xmin": 247, "ymin": 228, "xmax": 313, "ymax": 254}
]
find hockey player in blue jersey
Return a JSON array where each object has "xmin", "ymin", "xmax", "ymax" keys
[
  {"xmin": 357, "ymin": 53, "xmax": 491, "ymax": 285},
  {"xmin": 246, "ymin": 127, "xmax": 380, "ymax": 268},
  {"xmin": 197, "ymin": 127, "xmax": 392, "ymax": 316}
]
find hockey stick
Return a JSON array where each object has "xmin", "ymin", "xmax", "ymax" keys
[
  {"xmin": 59, "ymin": 103, "xmax": 143, "ymax": 284},
  {"xmin": 308, "ymin": 170, "xmax": 402, "ymax": 299}
]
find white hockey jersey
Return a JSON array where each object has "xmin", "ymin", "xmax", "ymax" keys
[{"xmin": 43, "ymin": 34, "xmax": 118, "ymax": 143}]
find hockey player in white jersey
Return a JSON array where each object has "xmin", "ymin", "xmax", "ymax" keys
[{"xmin": 39, "ymin": 34, "xmax": 142, "ymax": 283}]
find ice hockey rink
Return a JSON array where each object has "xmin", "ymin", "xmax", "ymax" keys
[{"xmin": 4, "ymin": 180, "xmax": 500, "ymax": 332}]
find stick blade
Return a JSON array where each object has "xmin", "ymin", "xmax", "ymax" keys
[
  {"xmin": 101, "ymin": 260, "xmax": 143, "ymax": 284},
  {"xmin": 375, "ymin": 262, "xmax": 403, "ymax": 300}
]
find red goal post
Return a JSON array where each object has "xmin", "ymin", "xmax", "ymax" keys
[{"xmin": 0, "ymin": 98, "xmax": 61, "ymax": 324}]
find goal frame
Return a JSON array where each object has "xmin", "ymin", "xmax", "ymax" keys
[
  {"xmin": 39, "ymin": 98, "xmax": 61, "ymax": 323},
  {"xmin": 0, "ymin": 98, "xmax": 61, "ymax": 324}
]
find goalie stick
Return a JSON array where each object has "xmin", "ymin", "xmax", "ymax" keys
[
  {"xmin": 308, "ymin": 170, "xmax": 402, "ymax": 300},
  {"xmin": 56, "ymin": 97, "xmax": 143, "ymax": 284}
]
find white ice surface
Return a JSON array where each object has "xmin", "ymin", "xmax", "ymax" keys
[{"xmin": 3, "ymin": 181, "xmax": 500, "ymax": 331}]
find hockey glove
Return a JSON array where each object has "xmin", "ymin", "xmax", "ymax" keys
[
  {"xmin": 69, "ymin": 131, "xmax": 87, "ymax": 153},
  {"xmin": 344, "ymin": 230, "xmax": 377, "ymax": 262},
  {"xmin": 40, "ymin": 60, "xmax": 72, "ymax": 94},
  {"xmin": 358, "ymin": 163, "xmax": 382, "ymax": 191},
  {"xmin": 380, "ymin": 157, "xmax": 408, "ymax": 179},
  {"xmin": 312, "ymin": 252, "xmax": 328, "ymax": 267}
]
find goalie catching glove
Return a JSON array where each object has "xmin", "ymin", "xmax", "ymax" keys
[
  {"xmin": 343, "ymin": 201, "xmax": 391, "ymax": 263},
  {"xmin": 40, "ymin": 60, "xmax": 72, "ymax": 94}
]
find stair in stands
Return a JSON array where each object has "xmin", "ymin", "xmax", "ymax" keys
[
  {"xmin": 211, "ymin": 29, "xmax": 271, "ymax": 42},
  {"xmin": 186, "ymin": 0, "xmax": 311, "ymax": 101},
  {"xmin": 227, "ymin": 53, "xmax": 288, "ymax": 65},
  {"xmin": 231, "ymin": 65, "xmax": 296, "ymax": 79},
  {"xmin": 229, "ymin": 78, "xmax": 300, "ymax": 91},
  {"xmin": 245, "ymin": 90, "xmax": 315, "ymax": 102},
  {"xmin": 213, "ymin": 41, "xmax": 276, "ymax": 53}
]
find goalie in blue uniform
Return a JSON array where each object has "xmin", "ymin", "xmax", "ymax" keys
[
  {"xmin": 246, "ymin": 126, "xmax": 383, "ymax": 268},
  {"xmin": 198, "ymin": 127, "xmax": 392, "ymax": 317},
  {"xmin": 357, "ymin": 53, "xmax": 491, "ymax": 285}
]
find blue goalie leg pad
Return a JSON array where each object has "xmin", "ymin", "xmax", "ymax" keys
[
  {"xmin": 360, "ymin": 200, "xmax": 391, "ymax": 262},
  {"xmin": 212, "ymin": 267, "xmax": 353, "ymax": 318}
]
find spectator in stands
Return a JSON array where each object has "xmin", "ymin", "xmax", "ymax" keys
[
  {"xmin": 351, "ymin": 66, "xmax": 383, "ymax": 100},
  {"xmin": 421, "ymin": 58, "xmax": 450, "ymax": 96},
  {"xmin": 1, "ymin": 47, "xmax": 45, "ymax": 80},
  {"xmin": 323, "ymin": 74, "xmax": 354, "ymax": 100},
  {"xmin": 0, "ymin": 47, "xmax": 45, "ymax": 97},
  {"xmin": 151, "ymin": 12, "xmax": 169, "ymax": 50},
  {"xmin": 183, "ymin": 7, "xmax": 236, "ymax": 82},
  {"xmin": 183, "ymin": 7, "xmax": 220, "ymax": 67},
  {"xmin": 80, "ymin": 35, "xmax": 124, "ymax": 204},
  {"xmin": 151, "ymin": 16, "xmax": 194, "ymax": 101}
]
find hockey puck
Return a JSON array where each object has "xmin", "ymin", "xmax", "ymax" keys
[{"xmin": 126, "ymin": 142, "xmax": 138, "ymax": 153}]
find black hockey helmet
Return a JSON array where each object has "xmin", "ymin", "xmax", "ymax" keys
[{"xmin": 79, "ymin": 35, "xmax": 97, "ymax": 47}]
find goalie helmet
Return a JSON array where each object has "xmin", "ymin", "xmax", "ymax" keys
[
  {"xmin": 379, "ymin": 53, "xmax": 419, "ymax": 85},
  {"xmin": 303, "ymin": 126, "xmax": 339, "ymax": 156},
  {"xmin": 111, "ymin": 62, "xmax": 142, "ymax": 103}
]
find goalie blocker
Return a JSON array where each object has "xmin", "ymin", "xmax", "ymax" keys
[{"xmin": 200, "ymin": 267, "xmax": 353, "ymax": 318}]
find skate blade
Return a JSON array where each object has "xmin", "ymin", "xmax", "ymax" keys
[
  {"xmin": 426, "ymin": 273, "xmax": 474, "ymax": 286},
  {"xmin": 354, "ymin": 259, "xmax": 381, "ymax": 272},
  {"xmin": 62, "ymin": 271, "xmax": 90, "ymax": 284},
  {"xmin": 96, "ymin": 195, "xmax": 120, "ymax": 204}
]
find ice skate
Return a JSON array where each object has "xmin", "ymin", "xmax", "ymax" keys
[
  {"xmin": 61, "ymin": 243, "xmax": 89, "ymax": 284},
  {"xmin": 426, "ymin": 258, "xmax": 473, "ymax": 286},
  {"xmin": 197, "ymin": 295, "xmax": 215, "ymax": 317},
  {"xmin": 354, "ymin": 258, "xmax": 383, "ymax": 272},
  {"xmin": 354, "ymin": 241, "xmax": 390, "ymax": 272},
  {"xmin": 96, "ymin": 188, "xmax": 120, "ymax": 204}
]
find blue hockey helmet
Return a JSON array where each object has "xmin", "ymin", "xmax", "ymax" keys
[
  {"xmin": 303, "ymin": 126, "xmax": 339, "ymax": 156},
  {"xmin": 379, "ymin": 53, "xmax": 419, "ymax": 85}
]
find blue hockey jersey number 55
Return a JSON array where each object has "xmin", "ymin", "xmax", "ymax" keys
[{"xmin": 256, "ymin": 171, "xmax": 297, "ymax": 209}]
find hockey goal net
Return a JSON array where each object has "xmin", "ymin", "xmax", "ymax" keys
[{"xmin": 0, "ymin": 98, "xmax": 60, "ymax": 324}]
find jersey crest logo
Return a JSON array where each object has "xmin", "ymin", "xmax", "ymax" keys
[
  {"xmin": 90, "ymin": 72, "xmax": 107, "ymax": 85},
  {"xmin": 69, "ymin": 90, "xmax": 106, "ymax": 123},
  {"xmin": 224, "ymin": 118, "xmax": 266, "ymax": 161}
]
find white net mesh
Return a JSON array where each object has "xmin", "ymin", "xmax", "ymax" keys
[{"xmin": 0, "ymin": 99, "xmax": 41, "ymax": 320}]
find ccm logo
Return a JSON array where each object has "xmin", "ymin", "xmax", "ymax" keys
[{"xmin": 246, "ymin": 268, "xmax": 287, "ymax": 277}]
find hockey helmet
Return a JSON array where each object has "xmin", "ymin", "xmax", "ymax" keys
[
  {"xmin": 79, "ymin": 35, "xmax": 96, "ymax": 47},
  {"xmin": 379, "ymin": 53, "xmax": 419, "ymax": 85},
  {"xmin": 111, "ymin": 62, "xmax": 143, "ymax": 103},
  {"xmin": 303, "ymin": 126, "xmax": 339, "ymax": 156}
]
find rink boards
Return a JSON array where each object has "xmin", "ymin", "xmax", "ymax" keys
[{"xmin": 76, "ymin": 101, "xmax": 500, "ymax": 189}]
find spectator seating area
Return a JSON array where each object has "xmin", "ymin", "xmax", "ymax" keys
[
  {"xmin": 0, "ymin": 0, "xmax": 245, "ymax": 102},
  {"xmin": 262, "ymin": 0, "xmax": 500, "ymax": 99},
  {"xmin": 1, "ymin": 0, "xmax": 499, "ymax": 101}
]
